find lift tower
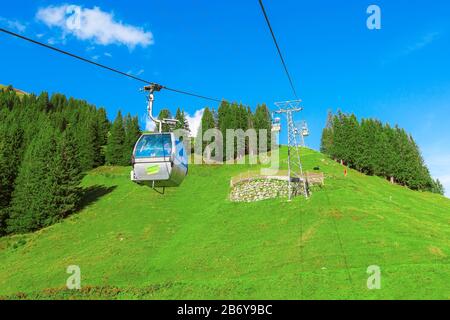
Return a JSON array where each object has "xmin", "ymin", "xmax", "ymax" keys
[{"xmin": 274, "ymin": 100, "xmax": 309, "ymax": 200}]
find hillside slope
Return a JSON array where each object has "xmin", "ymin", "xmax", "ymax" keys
[
  {"xmin": 0, "ymin": 148, "xmax": 449, "ymax": 299},
  {"xmin": 0, "ymin": 84, "xmax": 27, "ymax": 96}
]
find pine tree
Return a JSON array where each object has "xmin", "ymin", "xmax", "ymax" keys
[
  {"xmin": 173, "ymin": 108, "xmax": 183, "ymax": 130},
  {"xmin": 218, "ymin": 100, "xmax": 232, "ymax": 161},
  {"xmin": 383, "ymin": 124, "xmax": 399, "ymax": 183},
  {"xmin": 37, "ymin": 92, "xmax": 50, "ymax": 112},
  {"xmin": 431, "ymin": 179, "xmax": 445, "ymax": 195},
  {"xmin": 197, "ymin": 107, "xmax": 216, "ymax": 156},
  {"xmin": 96, "ymin": 107, "xmax": 110, "ymax": 165},
  {"xmin": 246, "ymin": 106, "xmax": 254, "ymax": 155},
  {"xmin": 8, "ymin": 123, "xmax": 58, "ymax": 233},
  {"xmin": 254, "ymin": 103, "xmax": 272, "ymax": 153},
  {"xmin": 330, "ymin": 112, "xmax": 345, "ymax": 162},
  {"xmin": 105, "ymin": 111, "xmax": 127, "ymax": 165},
  {"xmin": 235, "ymin": 104, "xmax": 249, "ymax": 159},
  {"xmin": 124, "ymin": 114, "xmax": 141, "ymax": 164},
  {"xmin": 76, "ymin": 119, "xmax": 97, "ymax": 171},
  {"xmin": 0, "ymin": 119, "xmax": 25, "ymax": 235},
  {"xmin": 158, "ymin": 109, "xmax": 172, "ymax": 133},
  {"xmin": 97, "ymin": 107, "xmax": 110, "ymax": 146},
  {"xmin": 344, "ymin": 114, "xmax": 361, "ymax": 169},
  {"xmin": 50, "ymin": 93, "xmax": 68, "ymax": 112},
  {"xmin": 371, "ymin": 120, "xmax": 387, "ymax": 176},
  {"xmin": 320, "ymin": 111, "xmax": 334, "ymax": 154},
  {"xmin": 50, "ymin": 128, "xmax": 84, "ymax": 219}
]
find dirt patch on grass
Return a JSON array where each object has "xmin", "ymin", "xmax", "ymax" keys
[
  {"xmin": 0, "ymin": 283, "xmax": 176, "ymax": 300},
  {"xmin": 329, "ymin": 210, "xmax": 343, "ymax": 220},
  {"xmin": 428, "ymin": 246, "xmax": 446, "ymax": 258},
  {"xmin": 299, "ymin": 220, "xmax": 324, "ymax": 245}
]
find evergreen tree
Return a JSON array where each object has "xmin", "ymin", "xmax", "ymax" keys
[
  {"xmin": 320, "ymin": 111, "xmax": 334, "ymax": 154},
  {"xmin": 8, "ymin": 123, "xmax": 58, "ymax": 233},
  {"xmin": 124, "ymin": 114, "xmax": 141, "ymax": 164},
  {"xmin": 96, "ymin": 107, "xmax": 110, "ymax": 165},
  {"xmin": 431, "ymin": 179, "xmax": 445, "ymax": 195},
  {"xmin": 246, "ymin": 107, "xmax": 254, "ymax": 130},
  {"xmin": 382, "ymin": 124, "xmax": 399, "ymax": 183},
  {"xmin": 97, "ymin": 108, "xmax": 110, "ymax": 145},
  {"xmin": 218, "ymin": 100, "xmax": 232, "ymax": 160},
  {"xmin": 330, "ymin": 112, "xmax": 345, "ymax": 162},
  {"xmin": 253, "ymin": 103, "xmax": 272, "ymax": 152},
  {"xmin": 196, "ymin": 107, "xmax": 216, "ymax": 156},
  {"xmin": 158, "ymin": 109, "xmax": 172, "ymax": 133},
  {"xmin": 246, "ymin": 106, "xmax": 254, "ymax": 155},
  {"xmin": 174, "ymin": 108, "xmax": 189, "ymax": 132},
  {"xmin": 0, "ymin": 120, "xmax": 25, "ymax": 235},
  {"xmin": 76, "ymin": 119, "xmax": 97, "ymax": 171},
  {"xmin": 236, "ymin": 104, "xmax": 249, "ymax": 158},
  {"xmin": 37, "ymin": 92, "xmax": 50, "ymax": 112},
  {"xmin": 49, "ymin": 93, "xmax": 68, "ymax": 112},
  {"xmin": 106, "ymin": 111, "xmax": 127, "ymax": 165},
  {"xmin": 371, "ymin": 120, "xmax": 387, "ymax": 176},
  {"xmin": 228, "ymin": 102, "xmax": 240, "ymax": 159},
  {"xmin": 50, "ymin": 128, "xmax": 84, "ymax": 219},
  {"xmin": 344, "ymin": 114, "xmax": 361, "ymax": 169}
]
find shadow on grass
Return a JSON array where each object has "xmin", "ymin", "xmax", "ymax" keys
[{"xmin": 78, "ymin": 185, "xmax": 117, "ymax": 211}]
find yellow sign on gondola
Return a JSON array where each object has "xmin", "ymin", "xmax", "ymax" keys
[{"xmin": 146, "ymin": 165, "xmax": 160, "ymax": 175}]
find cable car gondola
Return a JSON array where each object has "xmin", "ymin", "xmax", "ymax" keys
[
  {"xmin": 131, "ymin": 84, "xmax": 188, "ymax": 188},
  {"xmin": 131, "ymin": 132, "xmax": 188, "ymax": 187}
]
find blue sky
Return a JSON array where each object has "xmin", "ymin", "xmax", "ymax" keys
[{"xmin": 1, "ymin": 0, "xmax": 449, "ymax": 196}]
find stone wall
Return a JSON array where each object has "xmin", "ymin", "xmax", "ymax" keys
[{"xmin": 230, "ymin": 178, "xmax": 304, "ymax": 202}]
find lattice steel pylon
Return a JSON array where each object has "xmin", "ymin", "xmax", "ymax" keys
[{"xmin": 274, "ymin": 100, "xmax": 309, "ymax": 200}]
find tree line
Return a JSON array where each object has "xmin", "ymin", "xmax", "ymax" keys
[
  {"xmin": 0, "ymin": 87, "xmax": 141, "ymax": 235},
  {"xmin": 320, "ymin": 111, "xmax": 444, "ymax": 195},
  {"xmin": 195, "ymin": 101, "xmax": 273, "ymax": 161}
]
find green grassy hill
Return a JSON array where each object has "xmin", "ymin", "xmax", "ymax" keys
[
  {"xmin": 0, "ymin": 148, "xmax": 449, "ymax": 299},
  {"xmin": 0, "ymin": 84, "xmax": 27, "ymax": 96}
]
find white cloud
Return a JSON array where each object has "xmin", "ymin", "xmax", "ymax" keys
[
  {"xmin": 382, "ymin": 31, "xmax": 442, "ymax": 65},
  {"xmin": 104, "ymin": 52, "xmax": 112, "ymax": 58},
  {"xmin": 186, "ymin": 109, "xmax": 204, "ymax": 138},
  {"xmin": 404, "ymin": 32, "xmax": 440, "ymax": 55},
  {"xmin": 127, "ymin": 69, "xmax": 145, "ymax": 76},
  {"xmin": 0, "ymin": 17, "xmax": 26, "ymax": 32},
  {"xmin": 36, "ymin": 5, "xmax": 153, "ymax": 49}
]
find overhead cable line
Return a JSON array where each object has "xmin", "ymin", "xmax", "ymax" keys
[
  {"xmin": 0, "ymin": 27, "xmax": 223, "ymax": 103},
  {"xmin": 257, "ymin": 0, "xmax": 298, "ymax": 99}
]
